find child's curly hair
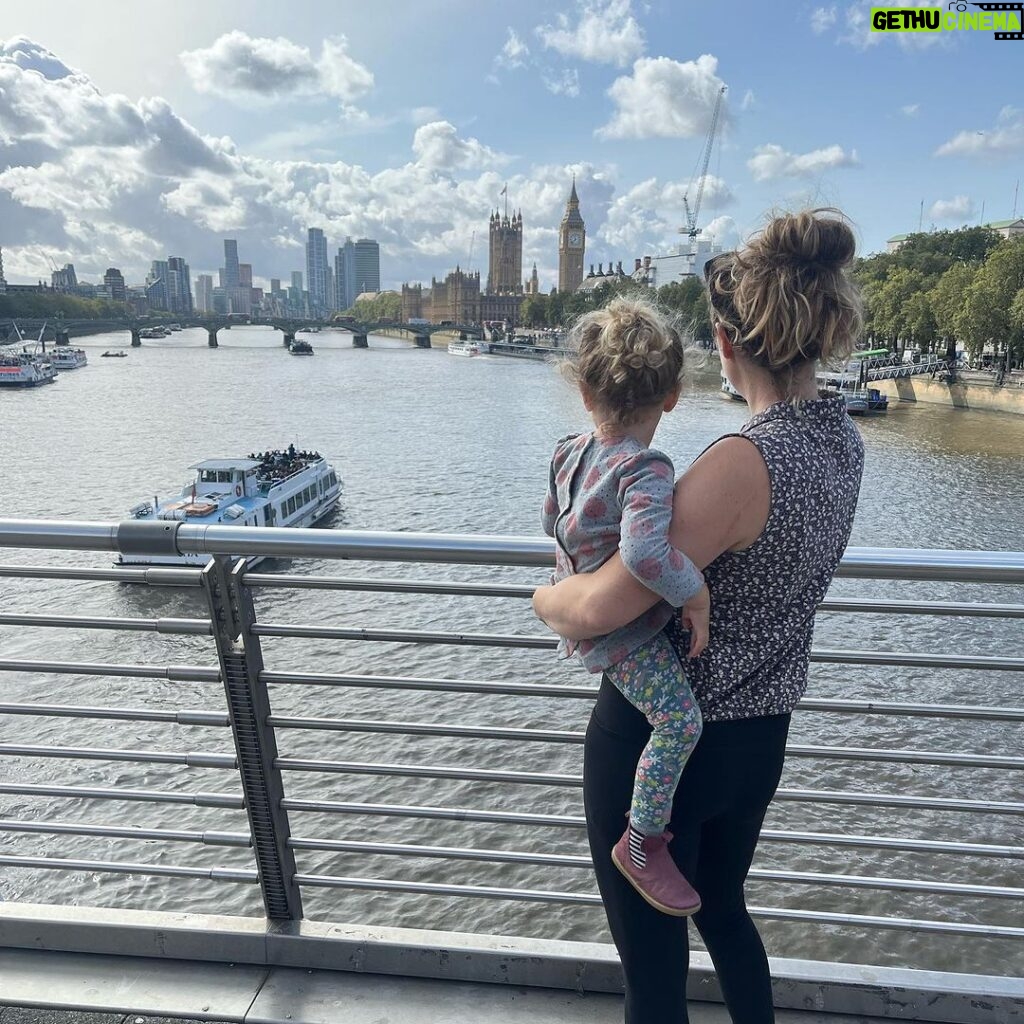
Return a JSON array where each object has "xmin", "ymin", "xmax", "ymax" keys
[{"xmin": 563, "ymin": 295, "xmax": 684, "ymax": 429}]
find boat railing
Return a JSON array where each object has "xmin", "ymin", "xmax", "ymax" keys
[{"xmin": 0, "ymin": 518, "xmax": 1022, "ymax": 1021}]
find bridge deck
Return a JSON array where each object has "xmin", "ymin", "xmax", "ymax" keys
[{"xmin": 0, "ymin": 948, "xmax": 884, "ymax": 1024}]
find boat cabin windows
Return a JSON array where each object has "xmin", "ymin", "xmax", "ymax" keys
[{"xmin": 199, "ymin": 469, "xmax": 236, "ymax": 485}]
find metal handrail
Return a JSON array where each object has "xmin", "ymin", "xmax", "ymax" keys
[{"xmin": 2, "ymin": 517, "xmax": 1023, "ymax": 982}]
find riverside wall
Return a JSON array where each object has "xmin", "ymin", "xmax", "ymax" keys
[{"xmin": 875, "ymin": 375, "xmax": 1024, "ymax": 415}]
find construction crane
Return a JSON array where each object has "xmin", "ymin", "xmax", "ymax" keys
[
  {"xmin": 681, "ymin": 85, "xmax": 727, "ymax": 247},
  {"xmin": 466, "ymin": 230, "xmax": 476, "ymax": 273}
]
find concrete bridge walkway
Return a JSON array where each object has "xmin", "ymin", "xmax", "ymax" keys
[{"xmin": 0, "ymin": 948, "xmax": 884, "ymax": 1024}]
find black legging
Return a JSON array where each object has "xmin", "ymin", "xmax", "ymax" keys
[{"xmin": 584, "ymin": 676, "xmax": 791, "ymax": 1023}]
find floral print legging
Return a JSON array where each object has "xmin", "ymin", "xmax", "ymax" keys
[{"xmin": 604, "ymin": 631, "xmax": 703, "ymax": 835}]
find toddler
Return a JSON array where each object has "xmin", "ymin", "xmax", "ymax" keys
[{"xmin": 542, "ymin": 297, "xmax": 709, "ymax": 916}]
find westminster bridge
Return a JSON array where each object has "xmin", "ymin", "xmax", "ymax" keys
[{"xmin": 0, "ymin": 315, "xmax": 484, "ymax": 349}]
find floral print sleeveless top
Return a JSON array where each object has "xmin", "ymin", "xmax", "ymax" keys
[{"xmin": 665, "ymin": 393, "xmax": 864, "ymax": 722}]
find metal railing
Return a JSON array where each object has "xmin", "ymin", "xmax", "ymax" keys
[{"xmin": 1, "ymin": 518, "xmax": 1023, "ymax": 980}]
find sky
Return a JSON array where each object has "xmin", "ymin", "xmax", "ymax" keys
[{"xmin": 0, "ymin": 0, "xmax": 1021, "ymax": 292}]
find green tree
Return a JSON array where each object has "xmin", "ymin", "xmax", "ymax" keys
[
  {"xmin": 959, "ymin": 239, "xmax": 1024, "ymax": 368},
  {"xmin": 931, "ymin": 262, "xmax": 975, "ymax": 364},
  {"xmin": 346, "ymin": 291, "xmax": 402, "ymax": 322},
  {"xmin": 520, "ymin": 294, "xmax": 550, "ymax": 327}
]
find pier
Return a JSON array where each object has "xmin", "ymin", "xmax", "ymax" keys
[{"xmin": 0, "ymin": 521, "xmax": 1021, "ymax": 1022}]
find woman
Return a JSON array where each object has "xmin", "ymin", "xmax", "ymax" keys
[{"xmin": 533, "ymin": 208, "xmax": 865, "ymax": 1023}]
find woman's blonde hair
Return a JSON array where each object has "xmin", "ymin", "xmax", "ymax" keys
[
  {"xmin": 564, "ymin": 295, "xmax": 683, "ymax": 428},
  {"xmin": 705, "ymin": 208, "xmax": 863, "ymax": 385}
]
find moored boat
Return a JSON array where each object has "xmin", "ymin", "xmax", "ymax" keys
[
  {"xmin": 120, "ymin": 447, "xmax": 342, "ymax": 567},
  {"xmin": 447, "ymin": 340, "xmax": 481, "ymax": 357},
  {"xmin": 48, "ymin": 346, "xmax": 88, "ymax": 370},
  {"xmin": 0, "ymin": 349, "xmax": 58, "ymax": 387}
]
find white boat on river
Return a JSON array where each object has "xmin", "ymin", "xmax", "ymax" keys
[
  {"xmin": 0, "ymin": 348, "xmax": 57, "ymax": 387},
  {"xmin": 48, "ymin": 346, "xmax": 88, "ymax": 370},
  {"xmin": 121, "ymin": 447, "xmax": 342, "ymax": 566},
  {"xmin": 447, "ymin": 340, "xmax": 480, "ymax": 356}
]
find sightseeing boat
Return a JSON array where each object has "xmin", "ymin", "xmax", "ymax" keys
[
  {"xmin": 720, "ymin": 375, "xmax": 745, "ymax": 402},
  {"xmin": 120, "ymin": 447, "xmax": 342, "ymax": 567},
  {"xmin": 48, "ymin": 346, "xmax": 88, "ymax": 370},
  {"xmin": 0, "ymin": 349, "xmax": 58, "ymax": 387},
  {"xmin": 289, "ymin": 339, "xmax": 315, "ymax": 355},
  {"xmin": 140, "ymin": 327, "xmax": 169, "ymax": 339},
  {"xmin": 447, "ymin": 340, "xmax": 481, "ymax": 357}
]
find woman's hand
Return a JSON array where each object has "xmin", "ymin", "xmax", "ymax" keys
[{"xmin": 680, "ymin": 583, "xmax": 710, "ymax": 659}]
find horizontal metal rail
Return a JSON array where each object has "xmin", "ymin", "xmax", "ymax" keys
[
  {"xmin": 268, "ymin": 715, "xmax": 581, "ymax": 744},
  {"xmin": 253, "ymin": 622, "xmax": 556, "ymax": 649},
  {"xmin": 293, "ymin": 873, "xmax": 1024, "ymax": 937},
  {"xmin": 287, "ymin": 838, "xmax": 1024, "ymax": 893},
  {"xmin": 274, "ymin": 743, "xmax": 1023, "ymax": 786},
  {"xmin": 0, "ymin": 853, "xmax": 255, "ymax": 882},
  {"xmin": 0, "ymin": 818, "xmax": 251, "ymax": 847},
  {"xmin": 0, "ymin": 782, "xmax": 244, "ymax": 809},
  {"xmin": 0, "ymin": 703, "xmax": 228, "ymax": 727},
  {"xmin": 0, "ymin": 563, "xmax": 203, "ymax": 586},
  {"xmin": 0, "ymin": 612, "xmax": 212, "ymax": 635},
  {"xmin": 280, "ymin": 798, "xmax": 1023, "ymax": 856},
  {"xmin": 3, "ymin": 520, "xmax": 1024, "ymax": 583},
  {"xmin": 0, "ymin": 743, "xmax": 235, "ymax": 769},
  {"xmin": 0, "ymin": 659, "xmax": 219, "ymax": 683},
  {"xmin": 774, "ymin": 788, "xmax": 1024, "ymax": 815},
  {"xmin": 261, "ymin": 670, "xmax": 599, "ymax": 699},
  {"xmin": 241, "ymin": 571, "xmax": 1024, "ymax": 618}
]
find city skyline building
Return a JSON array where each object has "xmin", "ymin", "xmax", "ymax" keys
[
  {"xmin": 488, "ymin": 204, "xmax": 523, "ymax": 296},
  {"xmin": 103, "ymin": 268, "xmax": 126, "ymax": 302},
  {"xmin": 195, "ymin": 274, "xmax": 214, "ymax": 313},
  {"xmin": 305, "ymin": 227, "xmax": 329, "ymax": 314},
  {"xmin": 146, "ymin": 259, "xmax": 170, "ymax": 311},
  {"xmin": 351, "ymin": 238, "xmax": 380, "ymax": 302},
  {"xmin": 223, "ymin": 239, "xmax": 239, "ymax": 290},
  {"xmin": 239, "ymin": 263, "xmax": 253, "ymax": 288},
  {"xmin": 51, "ymin": 263, "xmax": 78, "ymax": 293},
  {"xmin": 334, "ymin": 248, "xmax": 346, "ymax": 310},
  {"xmin": 558, "ymin": 178, "xmax": 586, "ymax": 293},
  {"xmin": 167, "ymin": 256, "xmax": 193, "ymax": 314}
]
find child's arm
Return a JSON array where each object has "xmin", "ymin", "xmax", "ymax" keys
[
  {"xmin": 618, "ymin": 454, "xmax": 704, "ymax": 606},
  {"xmin": 541, "ymin": 456, "xmax": 559, "ymax": 537}
]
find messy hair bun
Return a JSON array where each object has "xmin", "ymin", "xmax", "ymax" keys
[
  {"xmin": 564, "ymin": 296, "xmax": 684, "ymax": 429},
  {"xmin": 706, "ymin": 208, "xmax": 863, "ymax": 379}
]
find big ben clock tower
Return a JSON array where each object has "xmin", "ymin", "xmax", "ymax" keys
[{"xmin": 558, "ymin": 177, "xmax": 586, "ymax": 293}]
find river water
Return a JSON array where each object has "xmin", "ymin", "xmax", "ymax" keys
[{"xmin": 1, "ymin": 326, "xmax": 1022, "ymax": 975}]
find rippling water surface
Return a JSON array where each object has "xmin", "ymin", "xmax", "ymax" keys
[{"xmin": 1, "ymin": 326, "xmax": 1022, "ymax": 975}]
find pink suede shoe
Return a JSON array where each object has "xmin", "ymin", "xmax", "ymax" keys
[{"xmin": 611, "ymin": 827, "xmax": 701, "ymax": 917}]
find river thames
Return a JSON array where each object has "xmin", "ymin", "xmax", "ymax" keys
[{"xmin": 1, "ymin": 326, "xmax": 1022, "ymax": 976}]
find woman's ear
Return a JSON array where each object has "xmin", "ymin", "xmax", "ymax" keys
[
  {"xmin": 663, "ymin": 386, "xmax": 681, "ymax": 413},
  {"xmin": 580, "ymin": 384, "xmax": 594, "ymax": 411},
  {"xmin": 715, "ymin": 322, "xmax": 735, "ymax": 361}
]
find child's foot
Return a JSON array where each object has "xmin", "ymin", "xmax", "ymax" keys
[{"xmin": 611, "ymin": 824, "xmax": 701, "ymax": 917}]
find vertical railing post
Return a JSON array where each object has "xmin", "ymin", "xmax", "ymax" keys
[{"xmin": 202, "ymin": 555, "xmax": 302, "ymax": 920}]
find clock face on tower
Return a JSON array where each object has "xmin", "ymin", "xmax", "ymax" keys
[{"xmin": 568, "ymin": 232, "xmax": 582, "ymax": 248}]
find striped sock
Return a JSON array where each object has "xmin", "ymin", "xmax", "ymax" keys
[{"xmin": 628, "ymin": 822, "xmax": 649, "ymax": 870}]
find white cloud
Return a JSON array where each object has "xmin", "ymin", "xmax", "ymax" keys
[
  {"xmin": 601, "ymin": 176, "xmax": 734, "ymax": 254},
  {"xmin": 929, "ymin": 195, "xmax": 975, "ymax": 222},
  {"xmin": 702, "ymin": 216, "xmax": 740, "ymax": 247},
  {"xmin": 747, "ymin": 142, "xmax": 860, "ymax": 181},
  {"xmin": 935, "ymin": 106, "xmax": 1024, "ymax": 157},
  {"xmin": 0, "ymin": 36, "xmax": 724, "ymax": 295},
  {"xmin": 537, "ymin": 0, "xmax": 645, "ymax": 67},
  {"xmin": 740, "ymin": 89, "xmax": 756, "ymax": 112},
  {"xmin": 901, "ymin": 103, "xmax": 920, "ymax": 117},
  {"xmin": 597, "ymin": 54, "xmax": 727, "ymax": 140},
  {"xmin": 811, "ymin": 7, "xmax": 838, "ymax": 33},
  {"xmin": 411, "ymin": 121, "xmax": 507, "ymax": 172},
  {"xmin": 495, "ymin": 28, "xmax": 530, "ymax": 70},
  {"xmin": 543, "ymin": 68, "xmax": 581, "ymax": 97},
  {"xmin": 180, "ymin": 31, "xmax": 373, "ymax": 104}
]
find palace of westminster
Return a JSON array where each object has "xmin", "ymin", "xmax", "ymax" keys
[{"xmin": 400, "ymin": 179, "xmax": 650, "ymax": 325}]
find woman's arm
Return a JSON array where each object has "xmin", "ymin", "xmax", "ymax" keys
[{"xmin": 532, "ymin": 435, "xmax": 771, "ymax": 639}]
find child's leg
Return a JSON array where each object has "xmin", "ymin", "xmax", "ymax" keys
[
  {"xmin": 605, "ymin": 632, "xmax": 703, "ymax": 917},
  {"xmin": 606, "ymin": 632, "xmax": 703, "ymax": 838}
]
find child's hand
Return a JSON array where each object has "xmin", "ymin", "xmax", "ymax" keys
[{"xmin": 680, "ymin": 584, "xmax": 710, "ymax": 659}]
